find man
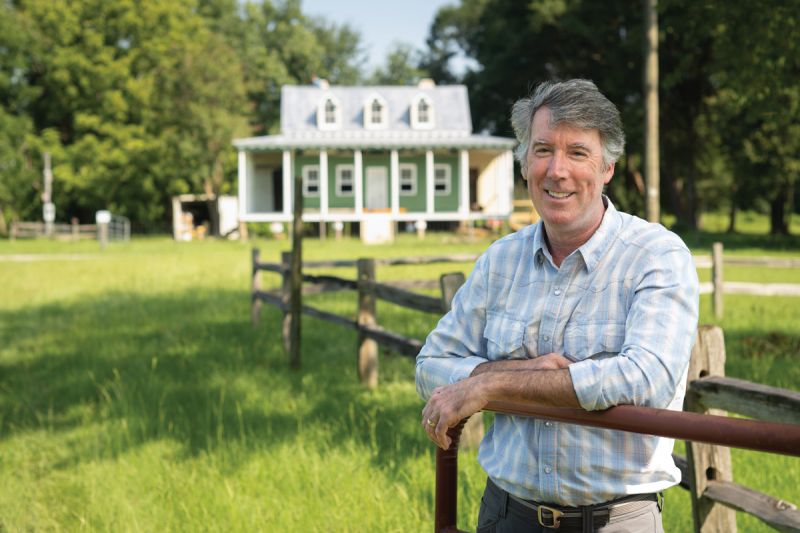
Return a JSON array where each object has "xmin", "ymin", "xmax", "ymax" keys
[{"xmin": 416, "ymin": 79, "xmax": 699, "ymax": 532}]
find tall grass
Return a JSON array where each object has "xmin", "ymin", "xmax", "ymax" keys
[{"xmin": 1, "ymin": 231, "xmax": 798, "ymax": 532}]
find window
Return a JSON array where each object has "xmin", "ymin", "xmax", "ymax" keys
[
  {"xmin": 324, "ymin": 99, "xmax": 337, "ymax": 124},
  {"xmin": 418, "ymin": 100, "xmax": 430, "ymax": 123},
  {"xmin": 364, "ymin": 94, "xmax": 388, "ymax": 129},
  {"xmin": 303, "ymin": 165, "xmax": 320, "ymax": 196},
  {"xmin": 317, "ymin": 95, "xmax": 341, "ymax": 130},
  {"xmin": 335, "ymin": 165, "xmax": 354, "ymax": 197},
  {"xmin": 411, "ymin": 94, "xmax": 435, "ymax": 129},
  {"xmin": 434, "ymin": 164, "xmax": 451, "ymax": 195},
  {"xmin": 399, "ymin": 163, "xmax": 417, "ymax": 196}
]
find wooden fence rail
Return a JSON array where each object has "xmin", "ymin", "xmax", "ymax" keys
[
  {"xmin": 434, "ymin": 326, "xmax": 800, "ymax": 533},
  {"xmin": 695, "ymin": 242, "xmax": 800, "ymax": 319},
  {"xmin": 10, "ymin": 220, "xmax": 97, "ymax": 241},
  {"xmin": 250, "ymin": 248, "xmax": 478, "ymax": 385}
]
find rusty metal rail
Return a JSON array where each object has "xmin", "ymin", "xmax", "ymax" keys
[
  {"xmin": 483, "ymin": 402, "xmax": 800, "ymax": 457},
  {"xmin": 435, "ymin": 405, "xmax": 800, "ymax": 533}
]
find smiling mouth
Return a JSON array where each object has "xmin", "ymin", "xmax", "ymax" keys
[{"xmin": 545, "ymin": 190, "xmax": 573, "ymax": 199}]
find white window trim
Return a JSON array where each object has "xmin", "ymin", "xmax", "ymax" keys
[
  {"xmin": 317, "ymin": 94, "xmax": 341, "ymax": 130},
  {"xmin": 303, "ymin": 165, "xmax": 321, "ymax": 197},
  {"xmin": 335, "ymin": 164, "xmax": 355, "ymax": 197},
  {"xmin": 399, "ymin": 163, "xmax": 418, "ymax": 196},
  {"xmin": 434, "ymin": 163, "xmax": 451, "ymax": 196},
  {"xmin": 363, "ymin": 93, "xmax": 388, "ymax": 130},
  {"xmin": 410, "ymin": 94, "xmax": 435, "ymax": 130}
]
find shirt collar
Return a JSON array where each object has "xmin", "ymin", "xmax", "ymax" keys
[{"xmin": 530, "ymin": 196, "xmax": 621, "ymax": 272}]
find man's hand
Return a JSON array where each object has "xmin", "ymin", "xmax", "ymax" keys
[{"xmin": 421, "ymin": 375, "xmax": 488, "ymax": 450}]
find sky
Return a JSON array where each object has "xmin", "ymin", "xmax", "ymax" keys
[{"xmin": 302, "ymin": 0, "xmax": 456, "ymax": 71}]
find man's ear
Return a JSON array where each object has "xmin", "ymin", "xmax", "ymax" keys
[{"xmin": 603, "ymin": 162, "xmax": 615, "ymax": 184}]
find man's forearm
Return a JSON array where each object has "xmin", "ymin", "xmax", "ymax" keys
[{"xmin": 471, "ymin": 365, "xmax": 581, "ymax": 408}]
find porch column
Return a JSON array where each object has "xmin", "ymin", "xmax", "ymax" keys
[
  {"xmin": 391, "ymin": 149, "xmax": 400, "ymax": 216},
  {"xmin": 426, "ymin": 149, "xmax": 434, "ymax": 215},
  {"xmin": 282, "ymin": 150, "xmax": 292, "ymax": 217},
  {"xmin": 319, "ymin": 150, "xmax": 329, "ymax": 218},
  {"xmin": 502, "ymin": 150, "xmax": 514, "ymax": 215},
  {"xmin": 354, "ymin": 150, "xmax": 363, "ymax": 216},
  {"xmin": 238, "ymin": 150, "xmax": 247, "ymax": 216},
  {"xmin": 459, "ymin": 149, "xmax": 469, "ymax": 217}
]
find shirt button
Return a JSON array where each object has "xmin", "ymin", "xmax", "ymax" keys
[
  {"xmin": 544, "ymin": 466, "xmax": 552, "ymax": 474},
  {"xmin": 543, "ymin": 335, "xmax": 550, "ymax": 342},
  {"xmin": 545, "ymin": 421, "xmax": 553, "ymax": 427},
  {"xmin": 554, "ymin": 288, "xmax": 562, "ymax": 296}
]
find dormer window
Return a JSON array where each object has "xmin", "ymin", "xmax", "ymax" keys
[
  {"xmin": 317, "ymin": 95, "xmax": 341, "ymax": 130},
  {"xmin": 410, "ymin": 94, "xmax": 435, "ymax": 129},
  {"xmin": 364, "ymin": 94, "xmax": 388, "ymax": 129}
]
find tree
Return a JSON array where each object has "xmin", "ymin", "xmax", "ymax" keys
[{"xmin": 368, "ymin": 43, "xmax": 428, "ymax": 86}]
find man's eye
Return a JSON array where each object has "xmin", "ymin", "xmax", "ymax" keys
[
  {"xmin": 534, "ymin": 147, "xmax": 551, "ymax": 155},
  {"xmin": 571, "ymin": 151, "xmax": 588, "ymax": 158}
]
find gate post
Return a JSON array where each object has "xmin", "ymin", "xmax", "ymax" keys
[
  {"xmin": 685, "ymin": 325, "xmax": 736, "ymax": 532},
  {"xmin": 357, "ymin": 258, "xmax": 378, "ymax": 388},
  {"xmin": 711, "ymin": 243, "xmax": 724, "ymax": 319},
  {"xmin": 251, "ymin": 248, "xmax": 262, "ymax": 327},
  {"xmin": 281, "ymin": 251, "xmax": 293, "ymax": 358}
]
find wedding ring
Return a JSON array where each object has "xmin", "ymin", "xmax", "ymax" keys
[{"xmin": 427, "ymin": 418, "xmax": 435, "ymax": 427}]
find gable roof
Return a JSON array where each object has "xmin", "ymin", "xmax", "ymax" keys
[{"xmin": 280, "ymin": 85, "xmax": 472, "ymax": 134}]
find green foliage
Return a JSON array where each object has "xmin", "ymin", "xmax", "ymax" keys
[
  {"xmin": 367, "ymin": 43, "xmax": 429, "ymax": 86},
  {"xmin": 0, "ymin": 0, "xmax": 367, "ymax": 231},
  {"xmin": 425, "ymin": 0, "xmax": 800, "ymax": 232}
]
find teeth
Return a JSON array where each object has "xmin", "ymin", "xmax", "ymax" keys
[{"xmin": 546, "ymin": 190, "xmax": 571, "ymax": 198}]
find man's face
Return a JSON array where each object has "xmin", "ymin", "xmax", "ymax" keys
[{"xmin": 525, "ymin": 107, "xmax": 614, "ymax": 237}]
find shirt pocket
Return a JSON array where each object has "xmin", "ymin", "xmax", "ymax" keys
[
  {"xmin": 563, "ymin": 320, "xmax": 626, "ymax": 361},
  {"xmin": 484, "ymin": 311, "xmax": 526, "ymax": 359}
]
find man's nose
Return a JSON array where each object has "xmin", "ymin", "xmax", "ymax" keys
[{"xmin": 546, "ymin": 151, "xmax": 569, "ymax": 179}]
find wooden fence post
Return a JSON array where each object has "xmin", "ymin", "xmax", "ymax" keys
[
  {"xmin": 685, "ymin": 325, "xmax": 736, "ymax": 532},
  {"xmin": 440, "ymin": 272, "xmax": 484, "ymax": 450},
  {"xmin": 10, "ymin": 221, "xmax": 16, "ymax": 241},
  {"xmin": 357, "ymin": 258, "xmax": 378, "ymax": 389},
  {"xmin": 712, "ymin": 242, "xmax": 724, "ymax": 320},
  {"xmin": 281, "ymin": 251, "xmax": 293, "ymax": 359},
  {"xmin": 71, "ymin": 217, "xmax": 79, "ymax": 241},
  {"xmin": 251, "ymin": 248, "xmax": 262, "ymax": 328}
]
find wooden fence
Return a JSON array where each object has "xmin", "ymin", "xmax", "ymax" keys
[
  {"xmin": 434, "ymin": 326, "xmax": 800, "ymax": 533},
  {"xmin": 10, "ymin": 220, "xmax": 97, "ymax": 241},
  {"xmin": 251, "ymin": 248, "xmax": 479, "ymax": 384},
  {"xmin": 695, "ymin": 242, "xmax": 800, "ymax": 319}
]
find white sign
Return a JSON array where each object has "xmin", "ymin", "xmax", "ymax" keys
[
  {"xmin": 43, "ymin": 202, "xmax": 55, "ymax": 222},
  {"xmin": 95, "ymin": 210, "xmax": 111, "ymax": 224}
]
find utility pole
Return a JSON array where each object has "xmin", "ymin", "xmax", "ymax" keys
[
  {"xmin": 644, "ymin": 0, "xmax": 660, "ymax": 223},
  {"xmin": 42, "ymin": 152, "xmax": 55, "ymax": 237}
]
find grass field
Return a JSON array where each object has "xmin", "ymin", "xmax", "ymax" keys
[{"xmin": 1, "ymin": 224, "xmax": 798, "ymax": 532}]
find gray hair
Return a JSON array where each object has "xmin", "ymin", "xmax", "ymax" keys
[{"xmin": 510, "ymin": 79, "xmax": 625, "ymax": 172}]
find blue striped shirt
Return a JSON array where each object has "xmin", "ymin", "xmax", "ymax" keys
[{"xmin": 416, "ymin": 200, "xmax": 700, "ymax": 506}]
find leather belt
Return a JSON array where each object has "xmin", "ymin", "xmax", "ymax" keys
[{"xmin": 490, "ymin": 479, "xmax": 660, "ymax": 530}]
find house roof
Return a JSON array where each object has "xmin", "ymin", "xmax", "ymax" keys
[
  {"xmin": 233, "ymin": 131, "xmax": 516, "ymax": 151},
  {"xmin": 232, "ymin": 83, "xmax": 516, "ymax": 151},
  {"xmin": 280, "ymin": 84, "xmax": 472, "ymax": 133}
]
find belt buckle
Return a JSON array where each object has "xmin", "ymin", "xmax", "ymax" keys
[{"xmin": 537, "ymin": 505, "xmax": 564, "ymax": 528}]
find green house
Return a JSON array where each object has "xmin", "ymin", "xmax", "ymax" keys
[{"xmin": 233, "ymin": 80, "xmax": 516, "ymax": 237}]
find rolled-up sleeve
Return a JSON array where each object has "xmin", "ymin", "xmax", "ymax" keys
[
  {"xmin": 569, "ymin": 245, "xmax": 700, "ymax": 410},
  {"xmin": 415, "ymin": 254, "xmax": 490, "ymax": 400}
]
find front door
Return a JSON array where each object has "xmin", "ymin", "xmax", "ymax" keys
[{"xmin": 365, "ymin": 166, "xmax": 388, "ymax": 210}]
